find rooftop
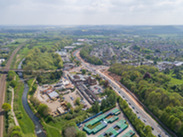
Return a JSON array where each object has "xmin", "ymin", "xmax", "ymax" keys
[{"xmin": 48, "ymin": 91, "xmax": 59, "ymax": 99}]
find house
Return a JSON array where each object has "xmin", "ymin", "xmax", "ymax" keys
[
  {"xmin": 64, "ymin": 63, "xmax": 75, "ymax": 70},
  {"xmin": 0, "ymin": 59, "xmax": 5, "ymax": 64},
  {"xmin": 64, "ymin": 46, "xmax": 76, "ymax": 51}
]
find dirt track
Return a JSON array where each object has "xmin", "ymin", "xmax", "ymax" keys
[{"xmin": 0, "ymin": 45, "xmax": 23, "ymax": 137}]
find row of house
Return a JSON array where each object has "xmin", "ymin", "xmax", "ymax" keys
[{"xmin": 70, "ymin": 74, "xmax": 97, "ymax": 86}]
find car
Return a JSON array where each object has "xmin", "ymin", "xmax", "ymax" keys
[
  {"xmin": 151, "ymin": 127, "xmax": 154, "ymax": 130},
  {"xmin": 129, "ymin": 103, "xmax": 131, "ymax": 105},
  {"xmin": 118, "ymin": 91, "xmax": 120, "ymax": 93},
  {"xmin": 132, "ymin": 106, "xmax": 135, "ymax": 109},
  {"xmin": 143, "ymin": 119, "xmax": 146, "ymax": 122},
  {"xmin": 158, "ymin": 134, "xmax": 162, "ymax": 137},
  {"xmin": 123, "ymin": 96, "xmax": 125, "ymax": 98},
  {"xmin": 138, "ymin": 116, "xmax": 140, "ymax": 119},
  {"xmin": 136, "ymin": 111, "xmax": 138, "ymax": 114}
]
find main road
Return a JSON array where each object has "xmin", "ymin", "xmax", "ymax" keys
[
  {"xmin": 0, "ymin": 45, "xmax": 24, "ymax": 137},
  {"xmin": 74, "ymin": 49, "xmax": 173, "ymax": 137}
]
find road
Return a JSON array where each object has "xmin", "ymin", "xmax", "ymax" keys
[
  {"xmin": 74, "ymin": 49, "xmax": 173, "ymax": 137},
  {"xmin": 0, "ymin": 45, "xmax": 24, "ymax": 137}
]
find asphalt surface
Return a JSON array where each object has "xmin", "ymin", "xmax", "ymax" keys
[{"xmin": 74, "ymin": 49, "xmax": 173, "ymax": 137}]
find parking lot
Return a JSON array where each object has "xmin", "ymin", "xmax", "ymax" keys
[{"xmin": 63, "ymin": 89, "xmax": 91, "ymax": 108}]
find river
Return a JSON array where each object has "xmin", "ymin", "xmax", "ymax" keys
[{"xmin": 18, "ymin": 59, "xmax": 46, "ymax": 137}]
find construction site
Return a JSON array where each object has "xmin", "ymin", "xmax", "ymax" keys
[{"xmin": 35, "ymin": 76, "xmax": 91, "ymax": 116}]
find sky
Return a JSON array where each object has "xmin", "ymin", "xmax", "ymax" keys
[{"xmin": 0, "ymin": 0, "xmax": 183, "ymax": 25}]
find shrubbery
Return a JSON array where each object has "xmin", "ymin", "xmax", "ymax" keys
[
  {"xmin": 118, "ymin": 97, "xmax": 155, "ymax": 137},
  {"xmin": 80, "ymin": 46, "xmax": 102, "ymax": 65},
  {"xmin": 109, "ymin": 64, "xmax": 183, "ymax": 136}
]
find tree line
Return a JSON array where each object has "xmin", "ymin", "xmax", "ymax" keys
[
  {"xmin": 80, "ymin": 45, "xmax": 103, "ymax": 65},
  {"xmin": 109, "ymin": 64, "xmax": 183, "ymax": 136},
  {"xmin": 23, "ymin": 47, "xmax": 63, "ymax": 70}
]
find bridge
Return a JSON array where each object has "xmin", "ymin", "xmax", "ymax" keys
[{"xmin": 0, "ymin": 69, "xmax": 62, "ymax": 74}]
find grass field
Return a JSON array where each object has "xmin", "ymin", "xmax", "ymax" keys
[
  {"xmin": 42, "ymin": 122, "xmax": 61, "ymax": 137},
  {"xmin": 168, "ymin": 72, "xmax": 183, "ymax": 85},
  {"xmin": 27, "ymin": 78, "xmax": 62, "ymax": 137},
  {"xmin": 14, "ymin": 76, "xmax": 35, "ymax": 137}
]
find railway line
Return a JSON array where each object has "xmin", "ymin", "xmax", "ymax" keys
[{"xmin": 0, "ymin": 44, "xmax": 24, "ymax": 137}]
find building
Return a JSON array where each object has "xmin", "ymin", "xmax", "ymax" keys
[
  {"xmin": 86, "ymin": 77, "xmax": 97, "ymax": 86},
  {"xmin": 64, "ymin": 63, "xmax": 75, "ymax": 70},
  {"xmin": 0, "ymin": 59, "xmax": 5, "ymax": 64},
  {"xmin": 64, "ymin": 46, "xmax": 76, "ymax": 51},
  {"xmin": 47, "ymin": 91, "xmax": 59, "ymax": 100},
  {"xmin": 69, "ymin": 74, "xmax": 88, "ymax": 84}
]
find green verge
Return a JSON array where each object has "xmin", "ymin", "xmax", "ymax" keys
[
  {"xmin": 27, "ymin": 78, "xmax": 61, "ymax": 137},
  {"xmin": 42, "ymin": 121, "xmax": 61, "ymax": 137},
  {"xmin": 13, "ymin": 76, "xmax": 35, "ymax": 137}
]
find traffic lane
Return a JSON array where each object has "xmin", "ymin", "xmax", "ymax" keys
[
  {"xmin": 76, "ymin": 52, "xmax": 169, "ymax": 137},
  {"xmin": 116, "ymin": 84, "xmax": 169, "ymax": 137},
  {"xmin": 97, "ymin": 71, "xmax": 169, "ymax": 137},
  {"xmin": 114, "ymin": 86, "xmax": 165, "ymax": 137},
  {"xmin": 79, "ymin": 55, "xmax": 167, "ymax": 137},
  {"xmin": 117, "ymin": 89, "xmax": 168, "ymax": 137},
  {"xmin": 114, "ymin": 84, "xmax": 166, "ymax": 136}
]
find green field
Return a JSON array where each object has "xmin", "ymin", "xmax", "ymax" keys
[
  {"xmin": 14, "ymin": 77, "xmax": 35, "ymax": 137},
  {"xmin": 168, "ymin": 72, "xmax": 183, "ymax": 85}
]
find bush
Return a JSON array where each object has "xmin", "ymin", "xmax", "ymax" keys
[
  {"xmin": 37, "ymin": 104, "xmax": 50, "ymax": 117},
  {"xmin": 10, "ymin": 80, "xmax": 17, "ymax": 88},
  {"xmin": 118, "ymin": 98, "xmax": 155, "ymax": 137},
  {"xmin": 15, "ymin": 111, "xmax": 23, "ymax": 119},
  {"xmin": 2, "ymin": 103, "xmax": 11, "ymax": 112},
  {"xmin": 11, "ymin": 131, "xmax": 23, "ymax": 137}
]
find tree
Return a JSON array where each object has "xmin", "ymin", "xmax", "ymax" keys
[
  {"xmin": 9, "ymin": 126, "xmax": 22, "ymax": 137},
  {"xmin": 37, "ymin": 104, "xmax": 50, "ymax": 117},
  {"xmin": 30, "ymin": 96, "xmax": 40, "ymax": 108},
  {"xmin": 143, "ymin": 72, "xmax": 151, "ymax": 79},
  {"xmin": 10, "ymin": 80, "xmax": 17, "ymax": 88},
  {"xmin": 82, "ymin": 69, "xmax": 86, "ymax": 75},
  {"xmin": 164, "ymin": 68, "xmax": 170, "ymax": 74},
  {"xmin": 101, "ymin": 99, "xmax": 107, "ymax": 110},
  {"xmin": 75, "ymin": 60, "xmax": 81, "ymax": 66},
  {"xmin": 7, "ymin": 71, "xmax": 16, "ymax": 81},
  {"xmin": 153, "ymin": 60, "xmax": 157, "ymax": 65},
  {"xmin": 92, "ymin": 102, "xmax": 100, "ymax": 113},
  {"xmin": 75, "ymin": 97, "xmax": 80, "ymax": 106},
  {"xmin": 11, "ymin": 131, "xmax": 22, "ymax": 137},
  {"xmin": 67, "ymin": 103, "xmax": 72, "ymax": 109},
  {"xmin": 76, "ymin": 131, "xmax": 86, "ymax": 137},
  {"xmin": 2, "ymin": 103, "xmax": 11, "ymax": 111},
  {"xmin": 63, "ymin": 126, "xmax": 77, "ymax": 137},
  {"xmin": 176, "ymin": 73, "xmax": 182, "ymax": 79},
  {"xmin": 104, "ymin": 80, "xmax": 109, "ymax": 88}
]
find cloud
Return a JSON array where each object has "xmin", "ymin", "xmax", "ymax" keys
[{"xmin": 0, "ymin": 0, "xmax": 183, "ymax": 25}]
